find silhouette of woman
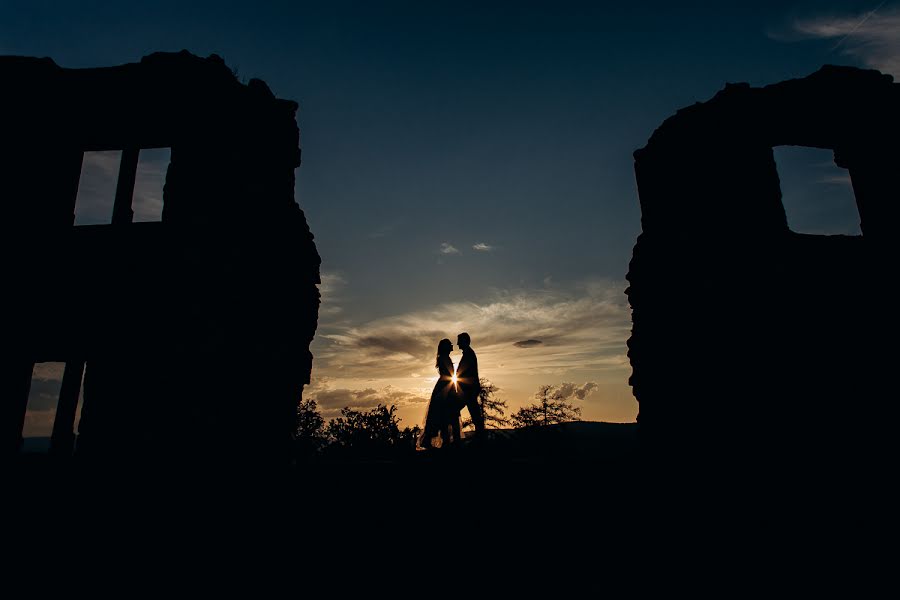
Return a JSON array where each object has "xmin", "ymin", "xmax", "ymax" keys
[{"xmin": 417, "ymin": 338, "xmax": 460, "ymax": 450}]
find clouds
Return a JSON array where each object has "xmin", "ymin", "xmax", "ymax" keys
[
  {"xmin": 308, "ymin": 280, "xmax": 634, "ymax": 425},
  {"xmin": 303, "ymin": 381, "xmax": 428, "ymax": 417},
  {"xmin": 25, "ymin": 376, "xmax": 63, "ymax": 412},
  {"xmin": 24, "ymin": 362, "xmax": 66, "ymax": 412},
  {"xmin": 132, "ymin": 148, "xmax": 169, "ymax": 222},
  {"xmin": 367, "ymin": 222, "xmax": 399, "ymax": 239},
  {"xmin": 315, "ymin": 279, "xmax": 631, "ymax": 381},
  {"xmin": 318, "ymin": 272, "xmax": 348, "ymax": 319},
  {"xmin": 784, "ymin": 5, "xmax": 900, "ymax": 76},
  {"xmin": 439, "ymin": 242, "xmax": 497, "ymax": 255},
  {"xmin": 22, "ymin": 363, "xmax": 73, "ymax": 437},
  {"xmin": 513, "ymin": 339, "xmax": 543, "ymax": 348},
  {"xmin": 355, "ymin": 333, "xmax": 436, "ymax": 358},
  {"xmin": 73, "ymin": 151, "xmax": 119, "ymax": 225},
  {"xmin": 550, "ymin": 381, "xmax": 599, "ymax": 401},
  {"xmin": 319, "ymin": 272, "xmax": 347, "ymax": 296},
  {"xmin": 821, "ymin": 173, "xmax": 853, "ymax": 186}
]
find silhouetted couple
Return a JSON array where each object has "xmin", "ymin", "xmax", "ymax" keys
[{"xmin": 418, "ymin": 332, "xmax": 484, "ymax": 450}]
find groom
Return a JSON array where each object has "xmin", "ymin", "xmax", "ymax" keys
[{"xmin": 456, "ymin": 332, "xmax": 485, "ymax": 438}]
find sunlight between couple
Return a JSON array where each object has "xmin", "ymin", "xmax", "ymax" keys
[{"xmin": 417, "ymin": 332, "xmax": 485, "ymax": 450}]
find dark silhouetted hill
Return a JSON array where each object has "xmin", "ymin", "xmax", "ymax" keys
[{"xmin": 463, "ymin": 421, "xmax": 638, "ymax": 462}]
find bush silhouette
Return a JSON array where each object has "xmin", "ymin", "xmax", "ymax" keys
[{"xmin": 323, "ymin": 404, "xmax": 420, "ymax": 458}]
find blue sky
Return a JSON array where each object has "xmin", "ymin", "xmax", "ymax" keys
[{"xmin": 5, "ymin": 1, "xmax": 895, "ymax": 433}]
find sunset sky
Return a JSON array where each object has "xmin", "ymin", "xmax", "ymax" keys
[{"xmin": 5, "ymin": 1, "xmax": 896, "ymax": 436}]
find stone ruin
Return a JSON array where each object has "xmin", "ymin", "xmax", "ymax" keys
[
  {"xmin": 627, "ymin": 66, "xmax": 898, "ymax": 456},
  {"xmin": 0, "ymin": 51, "xmax": 320, "ymax": 461}
]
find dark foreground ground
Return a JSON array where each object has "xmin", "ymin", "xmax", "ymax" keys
[
  {"xmin": 11, "ymin": 422, "xmax": 642, "ymax": 511},
  {"xmin": 10, "ymin": 420, "xmax": 890, "ymax": 517},
  {"xmin": 7, "ymin": 420, "xmax": 895, "ymax": 584}
]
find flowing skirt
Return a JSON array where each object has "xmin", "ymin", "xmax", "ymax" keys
[{"xmin": 417, "ymin": 379, "xmax": 461, "ymax": 449}]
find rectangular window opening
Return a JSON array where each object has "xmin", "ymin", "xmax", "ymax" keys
[
  {"xmin": 74, "ymin": 150, "xmax": 122, "ymax": 225},
  {"xmin": 133, "ymin": 147, "xmax": 170, "ymax": 222},
  {"xmin": 22, "ymin": 362, "xmax": 86, "ymax": 454},
  {"xmin": 773, "ymin": 146, "xmax": 861, "ymax": 236}
]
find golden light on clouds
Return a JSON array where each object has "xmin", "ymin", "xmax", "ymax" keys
[{"xmin": 309, "ymin": 277, "xmax": 637, "ymax": 427}]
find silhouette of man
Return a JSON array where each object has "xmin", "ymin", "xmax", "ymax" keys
[{"xmin": 455, "ymin": 332, "xmax": 484, "ymax": 438}]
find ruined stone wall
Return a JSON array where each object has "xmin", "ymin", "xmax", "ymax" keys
[
  {"xmin": 0, "ymin": 52, "xmax": 320, "ymax": 461},
  {"xmin": 627, "ymin": 66, "xmax": 898, "ymax": 456}
]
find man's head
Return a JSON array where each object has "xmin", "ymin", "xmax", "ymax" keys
[{"xmin": 457, "ymin": 332, "xmax": 471, "ymax": 349}]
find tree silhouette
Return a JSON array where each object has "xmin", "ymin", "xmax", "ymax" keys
[
  {"xmin": 295, "ymin": 398, "xmax": 326, "ymax": 457},
  {"xmin": 463, "ymin": 378, "xmax": 510, "ymax": 430},
  {"xmin": 297, "ymin": 398, "xmax": 325, "ymax": 438},
  {"xmin": 511, "ymin": 384, "xmax": 582, "ymax": 427}
]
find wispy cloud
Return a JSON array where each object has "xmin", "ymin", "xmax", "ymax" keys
[
  {"xmin": 439, "ymin": 242, "xmax": 461, "ymax": 255},
  {"xmin": 319, "ymin": 272, "xmax": 347, "ymax": 296},
  {"xmin": 784, "ymin": 4, "xmax": 900, "ymax": 76},
  {"xmin": 513, "ymin": 339, "xmax": 543, "ymax": 348},
  {"xmin": 317, "ymin": 272, "xmax": 348, "ymax": 319},
  {"xmin": 25, "ymin": 367, "xmax": 65, "ymax": 412},
  {"xmin": 820, "ymin": 173, "xmax": 853, "ymax": 185},
  {"xmin": 472, "ymin": 242, "xmax": 494, "ymax": 252},
  {"xmin": 367, "ymin": 222, "xmax": 399, "ymax": 239}
]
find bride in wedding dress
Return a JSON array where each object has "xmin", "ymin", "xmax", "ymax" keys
[{"xmin": 417, "ymin": 338, "xmax": 461, "ymax": 450}]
